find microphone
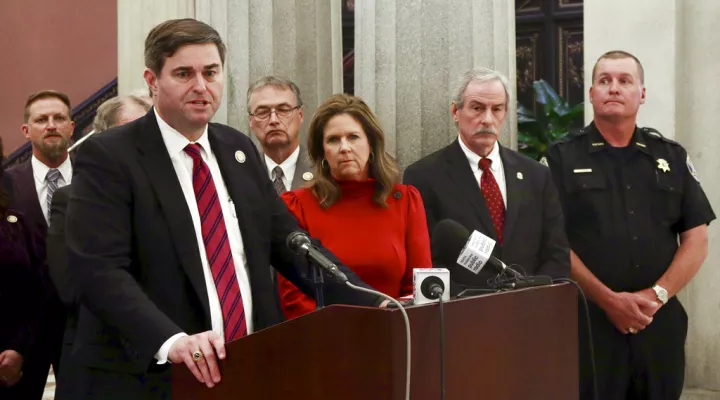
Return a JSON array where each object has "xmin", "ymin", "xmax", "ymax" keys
[
  {"xmin": 413, "ymin": 269, "xmax": 450, "ymax": 305},
  {"xmin": 421, "ymin": 276, "xmax": 445, "ymax": 299},
  {"xmin": 286, "ymin": 231, "xmax": 349, "ymax": 283},
  {"xmin": 431, "ymin": 219, "xmax": 522, "ymax": 278}
]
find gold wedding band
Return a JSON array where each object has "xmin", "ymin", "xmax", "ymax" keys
[
  {"xmin": 628, "ymin": 328, "xmax": 637, "ymax": 334},
  {"xmin": 192, "ymin": 351, "xmax": 204, "ymax": 362}
]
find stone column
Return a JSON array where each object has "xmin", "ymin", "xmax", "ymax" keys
[
  {"xmin": 675, "ymin": 2, "xmax": 720, "ymax": 399},
  {"xmin": 585, "ymin": 1, "xmax": 720, "ymax": 398},
  {"xmin": 118, "ymin": 0, "xmax": 343, "ymax": 138},
  {"xmin": 353, "ymin": 0, "xmax": 517, "ymax": 170},
  {"xmin": 208, "ymin": 0, "xmax": 343, "ymax": 136},
  {"xmin": 117, "ymin": 0, "xmax": 195, "ymax": 96},
  {"xmin": 583, "ymin": 0, "xmax": 678, "ymax": 136}
]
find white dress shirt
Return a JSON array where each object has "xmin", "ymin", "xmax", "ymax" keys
[
  {"xmin": 31, "ymin": 154, "xmax": 72, "ymax": 224},
  {"xmin": 264, "ymin": 145, "xmax": 299, "ymax": 190},
  {"xmin": 154, "ymin": 110, "xmax": 254, "ymax": 363},
  {"xmin": 458, "ymin": 136, "xmax": 507, "ymax": 208}
]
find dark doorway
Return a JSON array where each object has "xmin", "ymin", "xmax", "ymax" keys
[
  {"xmin": 341, "ymin": 0, "xmax": 355, "ymax": 95},
  {"xmin": 516, "ymin": 0, "xmax": 584, "ymax": 111}
]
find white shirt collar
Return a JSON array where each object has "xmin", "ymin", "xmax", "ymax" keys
[
  {"xmin": 155, "ymin": 108, "xmax": 210, "ymax": 158},
  {"xmin": 264, "ymin": 146, "xmax": 300, "ymax": 179},
  {"xmin": 32, "ymin": 154, "xmax": 72, "ymax": 184},
  {"xmin": 457, "ymin": 135, "xmax": 502, "ymax": 173}
]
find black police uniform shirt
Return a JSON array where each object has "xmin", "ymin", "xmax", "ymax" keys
[{"xmin": 546, "ymin": 122, "xmax": 716, "ymax": 292}]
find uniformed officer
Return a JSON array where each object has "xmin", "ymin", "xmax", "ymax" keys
[{"xmin": 547, "ymin": 50, "xmax": 715, "ymax": 400}]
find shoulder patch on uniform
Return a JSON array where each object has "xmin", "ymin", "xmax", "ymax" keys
[
  {"xmin": 642, "ymin": 127, "xmax": 679, "ymax": 145},
  {"xmin": 539, "ymin": 156, "xmax": 549, "ymax": 167},
  {"xmin": 555, "ymin": 128, "xmax": 586, "ymax": 144},
  {"xmin": 687, "ymin": 154, "xmax": 700, "ymax": 183}
]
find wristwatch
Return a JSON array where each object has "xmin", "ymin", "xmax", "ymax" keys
[{"xmin": 652, "ymin": 284, "xmax": 669, "ymax": 305}]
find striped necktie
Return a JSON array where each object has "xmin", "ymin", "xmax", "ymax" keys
[
  {"xmin": 46, "ymin": 168, "xmax": 60, "ymax": 224},
  {"xmin": 478, "ymin": 158, "xmax": 505, "ymax": 245},
  {"xmin": 183, "ymin": 143, "xmax": 247, "ymax": 341}
]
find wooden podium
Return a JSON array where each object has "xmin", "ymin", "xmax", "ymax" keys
[{"xmin": 172, "ymin": 283, "xmax": 578, "ymax": 399}]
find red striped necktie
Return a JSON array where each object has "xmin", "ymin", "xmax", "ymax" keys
[
  {"xmin": 478, "ymin": 157, "xmax": 505, "ymax": 245},
  {"xmin": 184, "ymin": 143, "xmax": 247, "ymax": 341}
]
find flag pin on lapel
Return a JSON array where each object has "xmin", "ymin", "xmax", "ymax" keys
[
  {"xmin": 517, "ymin": 172, "xmax": 523, "ymax": 180},
  {"xmin": 302, "ymin": 172, "xmax": 314, "ymax": 181},
  {"xmin": 235, "ymin": 151, "xmax": 246, "ymax": 163}
]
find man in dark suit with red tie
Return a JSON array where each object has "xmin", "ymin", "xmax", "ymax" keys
[
  {"xmin": 64, "ymin": 18, "xmax": 382, "ymax": 399},
  {"xmin": 5, "ymin": 90, "xmax": 74, "ymax": 399},
  {"xmin": 404, "ymin": 68, "xmax": 570, "ymax": 290}
]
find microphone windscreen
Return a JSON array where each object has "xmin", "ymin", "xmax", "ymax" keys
[
  {"xmin": 431, "ymin": 219, "xmax": 472, "ymax": 268},
  {"xmin": 286, "ymin": 231, "xmax": 311, "ymax": 252}
]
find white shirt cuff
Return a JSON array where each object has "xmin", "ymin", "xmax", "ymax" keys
[{"xmin": 154, "ymin": 332, "xmax": 188, "ymax": 364}]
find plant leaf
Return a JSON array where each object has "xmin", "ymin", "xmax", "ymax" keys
[{"xmin": 533, "ymin": 80, "xmax": 570, "ymax": 117}]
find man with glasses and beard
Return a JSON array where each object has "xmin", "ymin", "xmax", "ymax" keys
[{"xmin": 5, "ymin": 90, "xmax": 74, "ymax": 399}]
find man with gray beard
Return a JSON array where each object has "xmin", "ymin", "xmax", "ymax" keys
[
  {"xmin": 5, "ymin": 90, "xmax": 74, "ymax": 400},
  {"xmin": 404, "ymin": 69, "xmax": 570, "ymax": 291}
]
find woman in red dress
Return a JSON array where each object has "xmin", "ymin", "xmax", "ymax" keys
[{"xmin": 277, "ymin": 94, "xmax": 432, "ymax": 319}]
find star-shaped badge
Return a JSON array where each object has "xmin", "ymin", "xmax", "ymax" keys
[{"xmin": 657, "ymin": 158, "xmax": 670, "ymax": 173}]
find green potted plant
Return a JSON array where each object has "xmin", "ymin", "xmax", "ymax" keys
[{"xmin": 517, "ymin": 79, "xmax": 584, "ymax": 162}]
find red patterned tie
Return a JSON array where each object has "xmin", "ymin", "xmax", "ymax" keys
[
  {"xmin": 184, "ymin": 144, "xmax": 247, "ymax": 341},
  {"xmin": 478, "ymin": 158, "xmax": 505, "ymax": 245}
]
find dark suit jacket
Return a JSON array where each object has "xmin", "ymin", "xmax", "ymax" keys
[
  {"xmin": 5, "ymin": 161, "xmax": 47, "ymax": 237},
  {"xmin": 1, "ymin": 172, "xmax": 13, "ymax": 200},
  {"xmin": 65, "ymin": 110, "xmax": 380, "ymax": 398},
  {"xmin": 48, "ymin": 185, "xmax": 74, "ymax": 305},
  {"xmin": 289, "ymin": 147, "xmax": 313, "ymax": 190},
  {"xmin": 404, "ymin": 140, "xmax": 570, "ymax": 288},
  {"xmin": 5, "ymin": 158, "xmax": 67, "ymax": 350},
  {"xmin": 46, "ymin": 185, "xmax": 79, "ymax": 399},
  {"xmin": 260, "ymin": 145, "xmax": 314, "ymax": 191}
]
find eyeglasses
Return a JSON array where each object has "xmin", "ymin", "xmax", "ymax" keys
[{"xmin": 249, "ymin": 105, "xmax": 301, "ymax": 120}]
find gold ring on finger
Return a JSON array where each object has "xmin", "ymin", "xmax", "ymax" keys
[
  {"xmin": 628, "ymin": 327, "xmax": 637, "ymax": 334},
  {"xmin": 192, "ymin": 350, "xmax": 204, "ymax": 362}
]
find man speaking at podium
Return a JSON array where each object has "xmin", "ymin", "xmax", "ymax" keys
[{"xmin": 64, "ymin": 18, "xmax": 381, "ymax": 399}]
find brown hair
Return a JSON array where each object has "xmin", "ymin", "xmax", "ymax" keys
[
  {"xmin": 144, "ymin": 18, "xmax": 227, "ymax": 75},
  {"xmin": 307, "ymin": 94, "xmax": 400, "ymax": 209},
  {"xmin": 592, "ymin": 50, "xmax": 645, "ymax": 84},
  {"xmin": 24, "ymin": 90, "xmax": 72, "ymax": 122},
  {"xmin": 0, "ymin": 136, "xmax": 8, "ymax": 214}
]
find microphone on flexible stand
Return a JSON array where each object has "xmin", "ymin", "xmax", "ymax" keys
[
  {"xmin": 430, "ymin": 219, "xmax": 552, "ymax": 291},
  {"xmin": 286, "ymin": 231, "xmax": 348, "ymax": 283},
  {"xmin": 285, "ymin": 231, "xmax": 414, "ymax": 400}
]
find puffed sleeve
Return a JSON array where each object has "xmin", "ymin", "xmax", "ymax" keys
[
  {"xmin": 280, "ymin": 190, "xmax": 308, "ymax": 230},
  {"xmin": 277, "ymin": 190, "xmax": 317, "ymax": 319},
  {"xmin": 400, "ymin": 185, "xmax": 433, "ymax": 295}
]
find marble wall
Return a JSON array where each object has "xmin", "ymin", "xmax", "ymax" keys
[
  {"xmin": 353, "ymin": 0, "xmax": 517, "ymax": 169},
  {"xmin": 117, "ymin": 0, "xmax": 342, "ymax": 142}
]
